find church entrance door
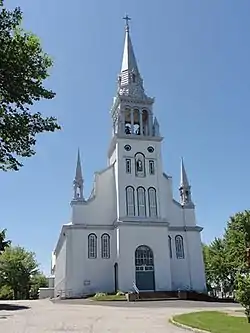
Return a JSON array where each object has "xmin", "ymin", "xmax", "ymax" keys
[{"xmin": 135, "ymin": 245, "xmax": 155, "ymax": 291}]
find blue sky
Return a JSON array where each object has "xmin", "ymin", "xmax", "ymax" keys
[{"xmin": 1, "ymin": 0, "xmax": 250, "ymax": 274}]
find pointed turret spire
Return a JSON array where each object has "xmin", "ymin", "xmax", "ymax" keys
[
  {"xmin": 180, "ymin": 157, "xmax": 189, "ymax": 188},
  {"xmin": 153, "ymin": 117, "xmax": 160, "ymax": 136},
  {"xmin": 179, "ymin": 158, "xmax": 193, "ymax": 207},
  {"xmin": 73, "ymin": 149, "xmax": 84, "ymax": 201}
]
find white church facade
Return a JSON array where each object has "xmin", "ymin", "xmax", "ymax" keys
[{"xmin": 52, "ymin": 19, "xmax": 206, "ymax": 298}]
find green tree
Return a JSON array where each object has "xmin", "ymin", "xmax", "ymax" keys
[
  {"xmin": 235, "ymin": 273, "xmax": 250, "ymax": 323},
  {"xmin": 0, "ymin": 0, "xmax": 60, "ymax": 171},
  {"xmin": 0, "ymin": 246, "xmax": 38, "ymax": 299},
  {"xmin": 202, "ymin": 243, "xmax": 213, "ymax": 292},
  {"xmin": 203, "ymin": 238, "xmax": 231, "ymax": 294},
  {"xmin": 224, "ymin": 211, "xmax": 250, "ymax": 273},
  {"xmin": 0, "ymin": 229, "xmax": 11, "ymax": 252},
  {"xmin": 30, "ymin": 272, "xmax": 48, "ymax": 299}
]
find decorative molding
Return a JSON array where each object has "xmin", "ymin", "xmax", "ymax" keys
[
  {"xmin": 118, "ymin": 133, "xmax": 163, "ymax": 142},
  {"xmin": 115, "ymin": 217, "xmax": 170, "ymax": 228},
  {"xmin": 66, "ymin": 224, "xmax": 114, "ymax": 230},
  {"xmin": 163, "ymin": 172, "xmax": 172, "ymax": 180},
  {"xmin": 172, "ymin": 199, "xmax": 182, "ymax": 207},
  {"xmin": 169, "ymin": 226, "xmax": 203, "ymax": 232}
]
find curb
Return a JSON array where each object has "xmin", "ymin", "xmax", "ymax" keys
[{"xmin": 169, "ymin": 317, "xmax": 211, "ymax": 333}]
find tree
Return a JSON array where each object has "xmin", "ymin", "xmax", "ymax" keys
[
  {"xmin": 203, "ymin": 238, "xmax": 232, "ymax": 295},
  {"xmin": 0, "ymin": 0, "xmax": 60, "ymax": 171},
  {"xmin": 235, "ymin": 273, "xmax": 250, "ymax": 323},
  {"xmin": 203, "ymin": 211, "xmax": 250, "ymax": 296},
  {"xmin": 0, "ymin": 246, "xmax": 38, "ymax": 299},
  {"xmin": 224, "ymin": 211, "xmax": 250, "ymax": 273},
  {"xmin": 202, "ymin": 243, "xmax": 213, "ymax": 292},
  {"xmin": 0, "ymin": 284, "xmax": 13, "ymax": 300},
  {"xmin": 30, "ymin": 272, "xmax": 48, "ymax": 299},
  {"xmin": 0, "ymin": 229, "xmax": 11, "ymax": 252}
]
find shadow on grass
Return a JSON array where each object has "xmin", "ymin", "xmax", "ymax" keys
[{"xmin": 0, "ymin": 303, "xmax": 29, "ymax": 311}]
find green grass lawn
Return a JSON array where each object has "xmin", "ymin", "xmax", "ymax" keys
[
  {"xmin": 90, "ymin": 294, "xmax": 126, "ymax": 301},
  {"xmin": 172, "ymin": 311, "xmax": 250, "ymax": 333}
]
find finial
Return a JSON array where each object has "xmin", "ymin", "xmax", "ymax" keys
[{"xmin": 123, "ymin": 14, "xmax": 131, "ymax": 32}]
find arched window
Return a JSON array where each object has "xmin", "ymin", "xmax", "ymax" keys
[
  {"xmin": 133, "ymin": 109, "xmax": 140, "ymax": 135},
  {"xmin": 175, "ymin": 235, "xmax": 184, "ymax": 259},
  {"xmin": 88, "ymin": 233, "xmax": 97, "ymax": 259},
  {"xmin": 126, "ymin": 186, "xmax": 135, "ymax": 216},
  {"xmin": 148, "ymin": 187, "xmax": 157, "ymax": 217},
  {"xmin": 137, "ymin": 187, "xmax": 146, "ymax": 217},
  {"xmin": 142, "ymin": 110, "xmax": 148, "ymax": 135},
  {"xmin": 168, "ymin": 236, "xmax": 172, "ymax": 258},
  {"xmin": 135, "ymin": 153, "xmax": 145, "ymax": 177},
  {"xmin": 124, "ymin": 107, "xmax": 131, "ymax": 134},
  {"xmin": 135, "ymin": 245, "xmax": 154, "ymax": 268},
  {"xmin": 101, "ymin": 234, "xmax": 110, "ymax": 259}
]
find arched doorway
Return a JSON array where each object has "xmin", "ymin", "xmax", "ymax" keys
[{"xmin": 135, "ymin": 245, "xmax": 155, "ymax": 291}]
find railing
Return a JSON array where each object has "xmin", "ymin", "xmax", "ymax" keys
[{"xmin": 132, "ymin": 282, "xmax": 140, "ymax": 300}]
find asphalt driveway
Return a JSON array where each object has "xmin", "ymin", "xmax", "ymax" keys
[{"xmin": 0, "ymin": 299, "xmax": 242, "ymax": 332}]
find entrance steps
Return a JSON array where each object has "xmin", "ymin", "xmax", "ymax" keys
[
  {"xmin": 127, "ymin": 291, "xmax": 178, "ymax": 301},
  {"xmin": 126, "ymin": 290, "xmax": 219, "ymax": 302}
]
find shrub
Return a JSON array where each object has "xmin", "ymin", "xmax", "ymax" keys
[
  {"xmin": 94, "ymin": 292, "xmax": 107, "ymax": 298},
  {"xmin": 0, "ymin": 285, "xmax": 13, "ymax": 300}
]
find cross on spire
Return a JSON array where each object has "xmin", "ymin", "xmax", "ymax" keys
[{"xmin": 123, "ymin": 15, "xmax": 131, "ymax": 30}]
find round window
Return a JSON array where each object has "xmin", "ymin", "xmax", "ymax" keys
[
  {"xmin": 124, "ymin": 144, "xmax": 131, "ymax": 151},
  {"xmin": 147, "ymin": 146, "xmax": 154, "ymax": 153}
]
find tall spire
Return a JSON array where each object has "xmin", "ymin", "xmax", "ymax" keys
[
  {"xmin": 116, "ymin": 16, "xmax": 150, "ymax": 101},
  {"xmin": 179, "ymin": 158, "xmax": 193, "ymax": 207},
  {"xmin": 121, "ymin": 15, "xmax": 139, "ymax": 74},
  {"xmin": 73, "ymin": 149, "xmax": 84, "ymax": 201}
]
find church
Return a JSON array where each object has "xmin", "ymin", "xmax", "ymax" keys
[{"xmin": 51, "ymin": 18, "xmax": 206, "ymax": 298}]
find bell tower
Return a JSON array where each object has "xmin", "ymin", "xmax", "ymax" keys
[
  {"xmin": 110, "ymin": 16, "xmax": 160, "ymax": 141},
  {"xmin": 108, "ymin": 17, "xmax": 165, "ymax": 220}
]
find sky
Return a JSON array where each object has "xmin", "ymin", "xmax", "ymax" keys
[{"xmin": 1, "ymin": 0, "xmax": 250, "ymax": 274}]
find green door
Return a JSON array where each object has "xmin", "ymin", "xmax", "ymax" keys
[{"xmin": 135, "ymin": 245, "xmax": 155, "ymax": 291}]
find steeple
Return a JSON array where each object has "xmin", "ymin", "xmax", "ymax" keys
[
  {"xmin": 115, "ymin": 16, "xmax": 152, "ymax": 102},
  {"xmin": 110, "ymin": 17, "xmax": 157, "ymax": 140},
  {"xmin": 121, "ymin": 15, "xmax": 139, "ymax": 74},
  {"xmin": 73, "ymin": 149, "xmax": 84, "ymax": 201},
  {"xmin": 179, "ymin": 158, "xmax": 193, "ymax": 207}
]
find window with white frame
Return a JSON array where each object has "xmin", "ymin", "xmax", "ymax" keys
[
  {"xmin": 168, "ymin": 236, "xmax": 172, "ymax": 258},
  {"xmin": 137, "ymin": 187, "xmax": 146, "ymax": 217},
  {"xmin": 148, "ymin": 187, "xmax": 157, "ymax": 217},
  {"xmin": 101, "ymin": 233, "xmax": 110, "ymax": 259},
  {"xmin": 175, "ymin": 235, "xmax": 184, "ymax": 259},
  {"xmin": 126, "ymin": 186, "xmax": 135, "ymax": 216},
  {"xmin": 125, "ymin": 159, "xmax": 131, "ymax": 173},
  {"xmin": 88, "ymin": 233, "xmax": 97, "ymax": 259},
  {"xmin": 149, "ymin": 160, "xmax": 155, "ymax": 175}
]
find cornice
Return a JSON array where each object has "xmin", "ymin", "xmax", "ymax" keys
[
  {"xmin": 115, "ymin": 217, "xmax": 170, "ymax": 227},
  {"xmin": 169, "ymin": 225, "xmax": 203, "ymax": 232},
  {"xmin": 117, "ymin": 134, "xmax": 163, "ymax": 142},
  {"xmin": 64, "ymin": 224, "xmax": 114, "ymax": 230}
]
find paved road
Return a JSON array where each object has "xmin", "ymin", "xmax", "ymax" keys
[{"xmin": 0, "ymin": 299, "xmax": 242, "ymax": 333}]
